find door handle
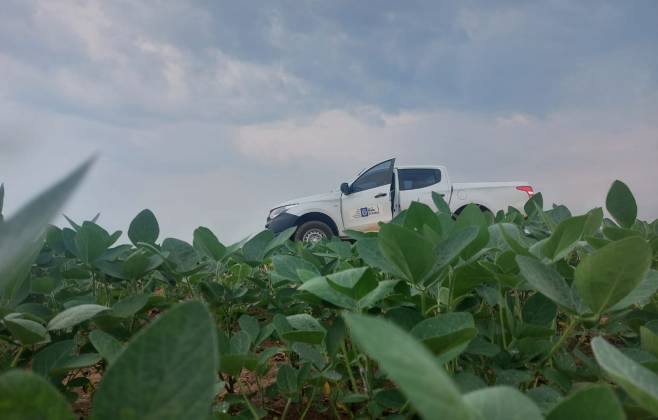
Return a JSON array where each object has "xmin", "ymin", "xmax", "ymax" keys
[{"xmin": 375, "ymin": 193, "xmax": 387, "ymax": 198}]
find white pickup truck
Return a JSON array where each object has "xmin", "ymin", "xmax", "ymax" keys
[{"xmin": 266, "ymin": 158, "xmax": 533, "ymax": 242}]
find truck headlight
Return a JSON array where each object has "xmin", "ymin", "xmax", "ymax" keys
[{"xmin": 268, "ymin": 204, "xmax": 298, "ymax": 220}]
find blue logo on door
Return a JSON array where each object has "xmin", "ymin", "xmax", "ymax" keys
[{"xmin": 360, "ymin": 207, "xmax": 369, "ymax": 217}]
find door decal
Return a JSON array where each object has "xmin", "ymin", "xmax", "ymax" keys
[{"xmin": 353, "ymin": 206, "xmax": 380, "ymax": 219}]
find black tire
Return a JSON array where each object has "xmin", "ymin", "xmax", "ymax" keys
[{"xmin": 294, "ymin": 221, "xmax": 333, "ymax": 243}]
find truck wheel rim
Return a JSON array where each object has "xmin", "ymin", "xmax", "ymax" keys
[{"xmin": 302, "ymin": 228, "xmax": 326, "ymax": 244}]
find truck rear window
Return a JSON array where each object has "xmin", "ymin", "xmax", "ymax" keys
[{"xmin": 398, "ymin": 169, "xmax": 441, "ymax": 191}]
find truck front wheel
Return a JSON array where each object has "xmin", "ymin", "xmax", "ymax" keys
[{"xmin": 295, "ymin": 221, "xmax": 333, "ymax": 244}]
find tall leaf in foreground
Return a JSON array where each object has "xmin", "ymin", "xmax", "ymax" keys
[
  {"xmin": 0, "ymin": 370, "xmax": 74, "ymax": 420},
  {"xmin": 91, "ymin": 301, "xmax": 218, "ymax": 420},
  {"xmin": 0, "ymin": 159, "xmax": 93, "ymax": 299},
  {"xmin": 592, "ymin": 337, "xmax": 658, "ymax": 416},
  {"xmin": 0, "ymin": 183, "xmax": 4, "ymax": 223},
  {"xmin": 343, "ymin": 313, "xmax": 474, "ymax": 420}
]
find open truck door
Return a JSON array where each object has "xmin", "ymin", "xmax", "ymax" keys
[{"xmin": 340, "ymin": 158, "xmax": 396, "ymax": 232}]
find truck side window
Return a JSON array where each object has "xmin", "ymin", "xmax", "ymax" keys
[
  {"xmin": 398, "ymin": 169, "xmax": 441, "ymax": 191},
  {"xmin": 351, "ymin": 161, "xmax": 393, "ymax": 192}
]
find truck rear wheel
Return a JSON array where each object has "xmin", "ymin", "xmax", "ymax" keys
[{"xmin": 295, "ymin": 221, "xmax": 333, "ymax": 244}]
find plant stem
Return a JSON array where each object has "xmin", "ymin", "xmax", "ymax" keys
[
  {"xmin": 341, "ymin": 342, "xmax": 359, "ymax": 393},
  {"xmin": 281, "ymin": 398, "xmax": 292, "ymax": 420},
  {"xmin": 447, "ymin": 267, "xmax": 455, "ymax": 312},
  {"xmin": 91, "ymin": 269, "xmax": 97, "ymax": 298},
  {"xmin": 498, "ymin": 289, "xmax": 509, "ymax": 350},
  {"xmin": 242, "ymin": 393, "xmax": 259, "ymax": 420},
  {"xmin": 330, "ymin": 396, "xmax": 341, "ymax": 420},
  {"xmin": 420, "ymin": 291, "xmax": 427, "ymax": 315},
  {"xmin": 541, "ymin": 317, "xmax": 579, "ymax": 365},
  {"xmin": 300, "ymin": 387, "xmax": 317, "ymax": 420},
  {"xmin": 10, "ymin": 346, "xmax": 24, "ymax": 368}
]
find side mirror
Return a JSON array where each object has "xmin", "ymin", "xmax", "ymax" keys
[{"xmin": 340, "ymin": 182, "xmax": 351, "ymax": 195}]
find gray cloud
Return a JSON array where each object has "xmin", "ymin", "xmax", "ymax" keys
[{"xmin": 0, "ymin": 0, "xmax": 656, "ymax": 243}]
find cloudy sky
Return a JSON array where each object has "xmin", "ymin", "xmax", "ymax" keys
[{"xmin": 1, "ymin": 0, "xmax": 657, "ymax": 243}]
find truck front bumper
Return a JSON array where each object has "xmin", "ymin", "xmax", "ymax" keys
[{"xmin": 265, "ymin": 213, "xmax": 299, "ymax": 234}]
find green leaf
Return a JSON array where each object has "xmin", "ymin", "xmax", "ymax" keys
[
  {"xmin": 89, "ymin": 330, "xmax": 124, "ymax": 364},
  {"xmin": 435, "ymin": 226, "xmax": 479, "ymax": 269},
  {"xmin": 344, "ymin": 313, "xmax": 474, "ymax": 420},
  {"xmin": 526, "ymin": 385, "xmax": 562, "ymax": 413},
  {"xmin": 642, "ymin": 321, "xmax": 658, "ymax": 358},
  {"xmin": 522, "ymin": 293, "xmax": 557, "ymax": 327},
  {"xmin": 583, "ymin": 208, "xmax": 604, "ymax": 236},
  {"xmin": 493, "ymin": 223, "xmax": 531, "ymax": 256},
  {"xmin": 610, "ymin": 269, "xmax": 658, "ymax": 311},
  {"xmin": 454, "ymin": 205, "xmax": 490, "ymax": 259},
  {"xmin": 0, "ymin": 370, "xmax": 74, "ymax": 420},
  {"xmin": 603, "ymin": 226, "xmax": 642, "ymax": 241},
  {"xmin": 432, "ymin": 191, "xmax": 451, "ymax": 214},
  {"xmin": 264, "ymin": 226, "xmax": 296, "ymax": 255},
  {"xmin": 524, "ymin": 192, "xmax": 544, "ymax": 218},
  {"xmin": 517, "ymin": 256, "xmax": 577, "ymax": 312},
  {"xmin": 60, "ymin": 353, "xmax": 102, "ymax": 370},
  {"xmin": 91, "ymin": 301, "xmax": 217, "ymax": 420},
  {"xmin": 162, "ymin": 238, "xmax": 199, "ymax": 274},
  {"xmin": 463, "ymin": 386, "xmax": 543, "ymax": 420},
  {"xmin": 378, "ymin": 223, "xmax": 436, "ymax": 284},
  {"xmin": 281, "ymin": 314, "xmax": 326, "ymax": 345},
  {"xmin": 298, "ymin": 276, "xmax": 357, "ymax": 310},
  {"xmin": 575, "ymin": 237, "xmax": 652, "ymax": 315},
  {"xmin": 111, "ymin": 295, "xmax": 149, "ymax": 318},
  {"xmin": 356, "ymin": 238, "xmax": 405, "ymax": 278},
  {"xmin": 30, "ymin": 276, "xmax": 56, "ymax": 295},
  {"xmin": 541, "ymin": 215, "xmax": 588, "ymax": 262},
  {"xmin": 75, "ymin": 221, "xmax": 112, "ymax": 264},
  {"xmin": 47, "ymin": 304, "xmax": 110, "ymax": 331},
  {"xmin": 32, "ymin": 340, "xmax": 76, "ymax": 377},
  {"xmin": 242, "ymin": 230, "xmax": 274, "ymax": 264},
  {"xmin": 326, "ymin": 239, "xmax": 353, "ymax": 258},
  {"xmin": 358, "ymin": 279, "xmax": 398, "ymax": 310},
  {"xmin": 128, "ymin": 209, "xmax": 160, "ymax": 245},
  {"xmin": 193, "ymin": 227, "xmax": 226, "ymax": 261},
  {"xmin": 277, "ymin": 364, "xmax": 299, "ymax": 396},
  {"xmin": 592, "ymin": 337, "xmax": 658, "ymax": 416},
  {"xmin": 218, "ymin": 354, "xmax": 258, "ymax": 376},
  {"xmin": 0, "ymin": 160, "xmax": 92, "ymax": 302},
  {"xmin": 63, "ymin": 215, "xmax": 82, "ymax": 231},
  {"xmin": 325, "ymin": 268, "xmax": 374, "ymax": 299},
  {"xmin": 606, "ymin": 180, "xmax": 637, "ymax": 228},
  {"xmin": 15, "ymin": 303, "xmax": 52, "ymax": 321},
  {"xmin": 120, "ymin": 250, "xmax": 149, "ymax": 280},
  {"xmin": 238, "ymin": 315, "xmax": 260, "ymax": 344},
  {"xmin": 3, "ymin": 314, "xmax": 49, "ymax": 345},
  {"xmin": 410, "ymin": 313, "xmax": 477, "ymax": 359},
  {"xmin": 404, "ymin": 201, "xmax": 441, "ymax": 234},
  {"xmin": 271, "ymin": 255, "xmax": 320, "ymax": 284},
  {"xmin": 546, "ymin": 385, "xmax": 624, "ymax": 420},
  {"xmin": 231, "ymin": 330, "xmax": 252, "ymax": 353}
]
